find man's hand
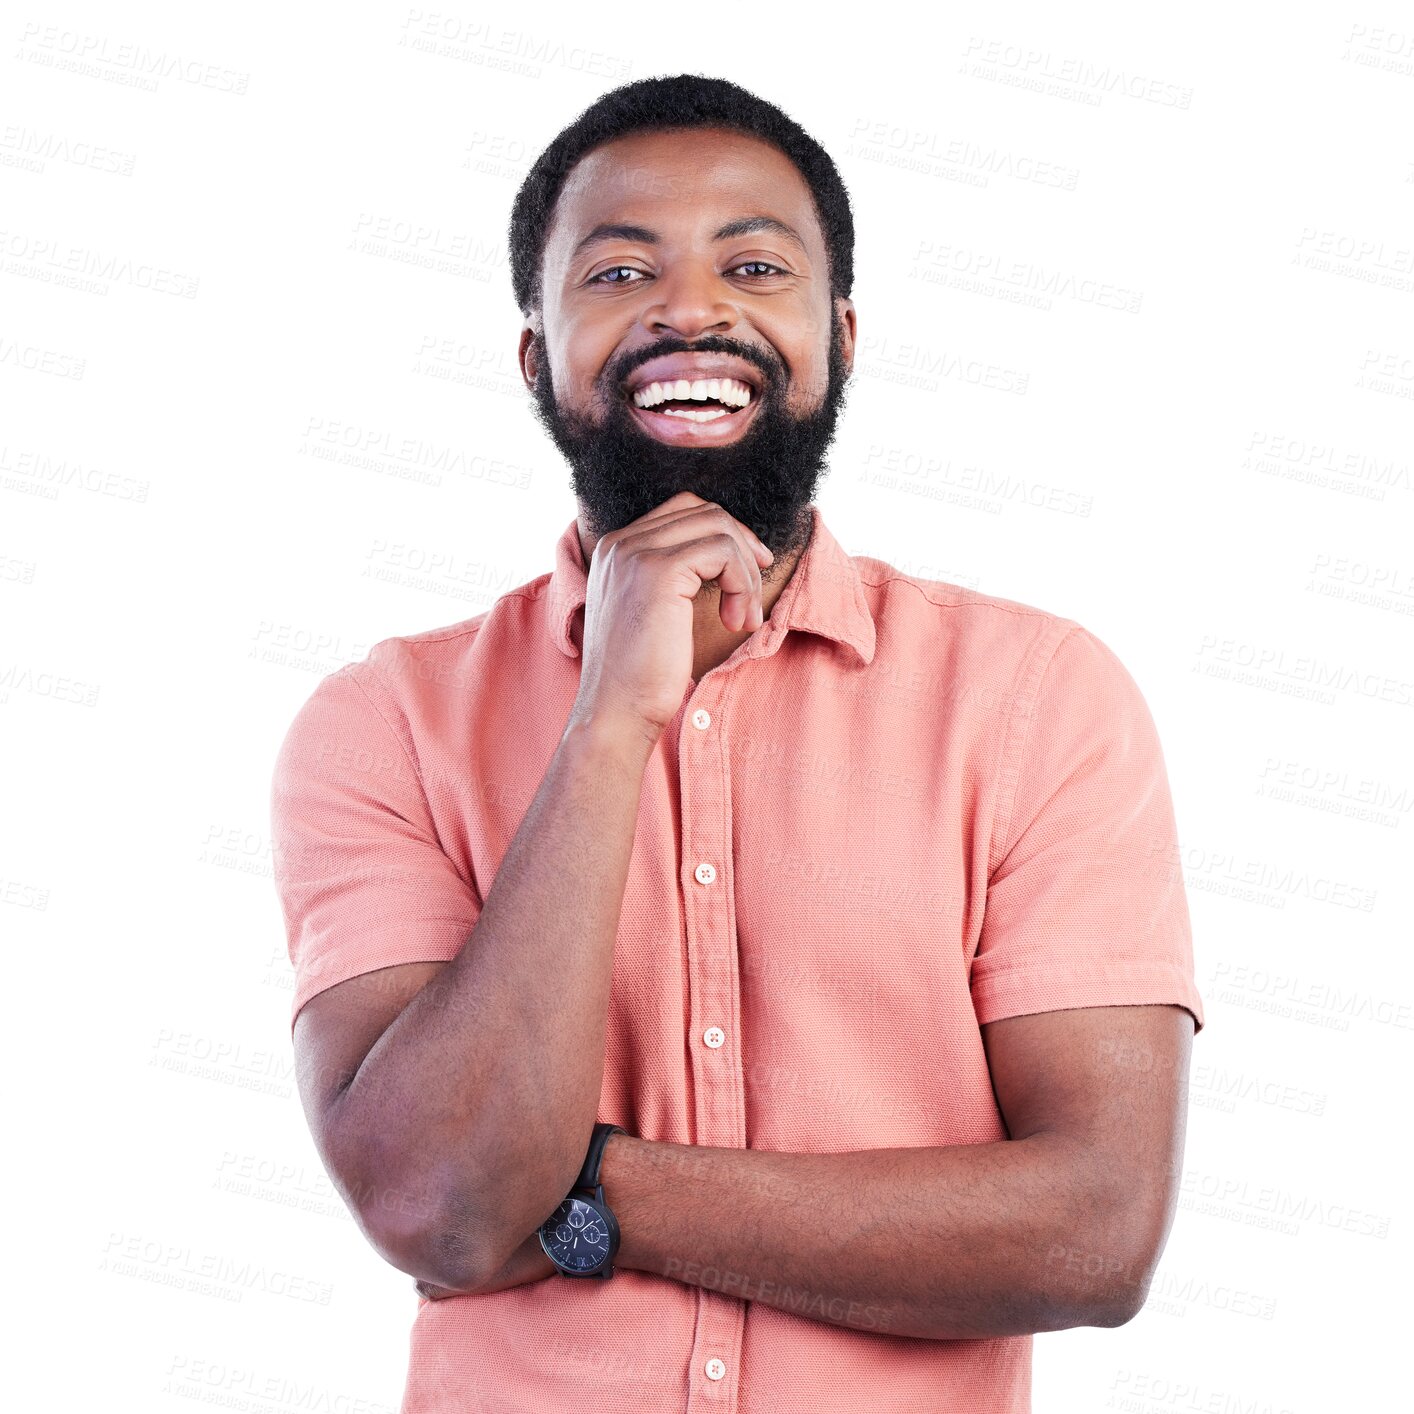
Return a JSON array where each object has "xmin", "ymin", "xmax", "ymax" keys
[
  {"xmin": 573, "ymin": 491, "xmax": 775, "ymax": 743},
  {"xmin": 414, "ymin": 1228, "xmax": 559, "ymax": 1301}
]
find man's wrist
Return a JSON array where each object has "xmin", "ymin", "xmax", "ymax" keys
[{"xmin": 598, "ymin": 1129, "xmax": 652, "ymax": 1271}]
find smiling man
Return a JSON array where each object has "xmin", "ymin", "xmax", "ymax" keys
[
  {"xmin": 521, "ymin": 129, "xmax": 853, "ymax": 564},
  {"xmin": 519, "ymin": 108, "xmax": 859, "ymax": 681},
  {"xmin": 271, "ymin": 74, "xmax": 1205, "ymax": 1414}
]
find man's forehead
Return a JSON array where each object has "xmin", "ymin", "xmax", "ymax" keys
[{"xmin": 548, "ymin": 130, "xmax": 818, "ymax": 259}]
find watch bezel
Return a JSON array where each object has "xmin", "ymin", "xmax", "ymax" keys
[{"xmin": 538, "ymin": 1190, "xmax": 621, "ymax": 1277}]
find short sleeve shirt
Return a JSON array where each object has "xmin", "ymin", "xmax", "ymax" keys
[{"xmin": 270, "ymin": 503, "xmax": 1204, "ymax": 1414}]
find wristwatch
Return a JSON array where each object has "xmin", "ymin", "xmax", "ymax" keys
[{"xmin": 538, "ymin": 1123, "xmax": 624, "ymax": 1279}]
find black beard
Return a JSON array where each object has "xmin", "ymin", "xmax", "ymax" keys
[{"xmin": 526, "ymin": 318, "xmax": 853, "ymax": 572}]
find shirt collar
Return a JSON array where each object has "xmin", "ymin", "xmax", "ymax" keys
[{"xmin": 546, "ymin": 502, "xmax": 876, "ymax": 669}]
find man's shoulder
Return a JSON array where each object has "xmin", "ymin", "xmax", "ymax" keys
[
  {"xmin": 850, "ymin": 547, "xmax": 1083, "ymax": 665},
  {"xmin": 330, "ymin": 566, "xmax": 557, "ymax": 707},
  {"xmin": 848, "ymin": 550, "xmax": 1153, "ymax": 754}
]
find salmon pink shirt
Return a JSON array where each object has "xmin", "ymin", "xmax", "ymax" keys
[{"xmin": 270, "ymin": 503, "xmax": 1204, "ymax": 1413}]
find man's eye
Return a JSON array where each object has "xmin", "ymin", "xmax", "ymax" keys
[
  {"xmin": 587, "ymin": 261, "xmax": 788, "ymax": 286},
  {"xmin": 588, "ymin": 266, "xmax": 647, "ymax": 286}
]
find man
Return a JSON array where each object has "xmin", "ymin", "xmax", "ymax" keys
[{"xmin": 271, "ymin": 74, "xmax": 1204, "ymax": 1414}]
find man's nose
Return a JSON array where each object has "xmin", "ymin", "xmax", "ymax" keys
[{"xmin": 640, "ymin": 263, "xmax": 740, "ymax": 340}]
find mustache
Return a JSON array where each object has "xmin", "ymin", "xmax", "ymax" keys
[{"xmin": 609, "ymin": 338, "xmax": 783, "ymax": 396}]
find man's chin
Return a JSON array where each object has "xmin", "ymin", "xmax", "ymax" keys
[
  {"xmin": 531, "ymin": 367, "xmax": 845, "ymax": 553},
  {"xmin": 547, "ymin": 407, "xmax": 787, "ymax": 529}
]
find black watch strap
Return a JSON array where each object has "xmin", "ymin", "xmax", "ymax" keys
[{"xmin": 574, "ymin": 1122, "xmax": 624, "ymax": 1192}]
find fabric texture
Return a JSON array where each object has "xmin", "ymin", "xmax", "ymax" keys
[{"xmin": 269, "ymin": 504, "xmax": 1204, "ymax": 1413}]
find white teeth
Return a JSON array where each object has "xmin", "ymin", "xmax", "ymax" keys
[
  {"xmin": 660, "ymin": 407, "xmax": 730, "ymax": 422},
  {"xmin": 631, "ymin": 376, "xmax": 754, "ymax": 410}
]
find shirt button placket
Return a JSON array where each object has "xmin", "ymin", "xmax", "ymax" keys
[{"xmin": 680, "ymin": 679, "xmax": 746, "ymax": 1413}]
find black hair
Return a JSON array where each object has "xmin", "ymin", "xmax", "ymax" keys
[{"xmin": 507, "ymin": 72, "xmax": 855, "ymax": 317}]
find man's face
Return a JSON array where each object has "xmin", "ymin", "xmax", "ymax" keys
[{"xmin": 520, "ymin": 126, "xmax": 856, "ymax": 565}]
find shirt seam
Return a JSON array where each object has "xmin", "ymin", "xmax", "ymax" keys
[
  {"xmin": 988, "ymin": 621, "xmax": 1084, "ymax": 877},
  {"xmin": 972, "ymin": 955, "xmax": 1190, "ymax": 980},
  {"xmin": 342, "ymin": 660, "xmax": 436, "ymax": 804},
  {"xmin": 853, "ymin": 571, "xmax": 1069, "ymax": 617},
  {"xmin": 971, "ymin": 959, "xmax": 1206, "ymax": 1031},
  {"xmin": 368, "ymin": 616, "xmax": 492, "ymax": 649}
]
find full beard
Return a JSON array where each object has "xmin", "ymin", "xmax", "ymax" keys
[{"xmin": 527, "ymin": 316, "xmax": 853, "ymax": 575}]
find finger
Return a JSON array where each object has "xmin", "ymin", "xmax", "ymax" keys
[
  {"xmin": 622, "ymin": 502, "xmax": 774, "ymax": 568},
  {"xmin": 681, "ymin": 531, "xmax": 760, "ymax": 633},
  {"xmin": 647, "ymin": 530, "xmax": 758, "ymax": 626},
  {"xmin": 613, "ymin": 509, "xmax": 767, "ymax": 632},
  {"xmin": 607, "ymin": 492, "xmax": 709, "ymax": 542}
]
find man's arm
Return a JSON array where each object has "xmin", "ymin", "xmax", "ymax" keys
[
  {"xmin": 294, "ymin": 710, "xmax": 657, "ymax": 1292},
  {"xmin": 593, "ymin": 1003, "xmax": 1193, "ymax": 1341},
  {"xmin": 287, "ymin": 500, "xmax": 779, "ymax": 1294}
]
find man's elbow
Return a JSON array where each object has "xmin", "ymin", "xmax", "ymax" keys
[
  {"xmin": 378, "ymin": 1180, "xmax": 500, "ymax": 1291},
  {"xmin": 1032, "ymin": 1261, "xmax": 1154, "ymax": 1333},
  {"xmin": 1036, "ymin": 1199, "xmax": 1166, "ymax": 1331},
  {"xmin": 1080, "ymin": 1267, "xmax": 1153, "ymax": 1328},
  {"xmin": 330, "ymin": 1130, "xmax": 499, "ymax": 1291},
  {"xmin": 1078, "ymin": 1222, "xmax": 1164, "ymax": 1329},
  {"xmin": 320, "ymin": 1102, "xmax": 571, "ymax": 1290}
]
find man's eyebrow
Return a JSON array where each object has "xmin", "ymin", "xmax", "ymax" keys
[{"xmin": 569, "ymin": 215, "xmax": 808, "ymax": 264}]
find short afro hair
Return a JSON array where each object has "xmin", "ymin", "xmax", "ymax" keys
[{"xmin": 508, "ymin": 72, "xmax": 855, "ymax": 317}]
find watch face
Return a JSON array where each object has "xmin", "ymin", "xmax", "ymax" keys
[{"xmin": 539, "ymin": 1195, "xmax": 613, "ymax": 1272}]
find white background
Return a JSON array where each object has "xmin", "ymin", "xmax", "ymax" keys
[{"xmin": 5, "ymin": 2, "xmax": 1411, "ymax": 1410}]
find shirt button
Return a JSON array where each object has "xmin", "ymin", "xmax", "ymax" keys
[
  {"xmin": 705, "ymin": 1358, "xmax": 727, "ymax": 1381},
  {"xmin": 703, "ymin": 1026, "xmax": 725, "ymax": 1048},
  {"xmin": 691, "ymin": 708, "xmax": 711, "ymax": 730},
  {"xmin": 694, "ymin": 862, "xmax": 717, "ymax": 885}
]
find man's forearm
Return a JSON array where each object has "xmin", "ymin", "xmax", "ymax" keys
[
  {"xmin": 598, "ymin": 1132, "xmax": 1150, "ymax": 1340},
  {"xmin": 329, "ymin": 711, "xmax": 655, "ymax": 1288}
]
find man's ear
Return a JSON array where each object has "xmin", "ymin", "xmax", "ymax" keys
[
  {"xmin": 837, "ymin": 297, "xmax": 857, "ymax": 376},
  {"xmin": 518, "ymin": 323, "xmax": 541, "ymax": 392}
]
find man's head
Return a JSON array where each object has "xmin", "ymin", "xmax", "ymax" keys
[{"xmin": 509, "ymin": 75, "xmax": 857, "ymax": 566}]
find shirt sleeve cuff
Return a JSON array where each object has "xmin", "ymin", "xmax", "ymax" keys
[{"xmin": 971, "ymin": 959, "xmax": 1206, "ymax": 1035}]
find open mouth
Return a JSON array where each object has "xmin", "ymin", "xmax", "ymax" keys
[{"xmin": 623, "ymin": 375, "xmax": 761, "ymax": 445}]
